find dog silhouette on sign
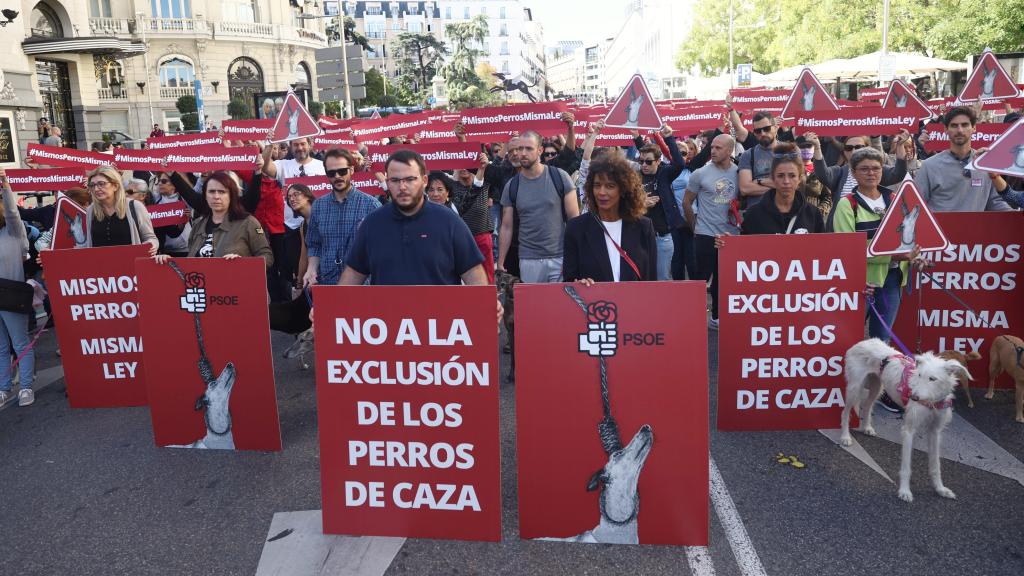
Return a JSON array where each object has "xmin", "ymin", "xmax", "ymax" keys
[
  {"xmin": 801, "ymin": 81, "xmax": 817, "ymax": 111},
  {"xmin": 896, "ymin": 197, "xmax": 920, "ymax": 252},
  {"xmin": 895, "ymin": 93, "xmax": 908, "ymax": 108},
  {"xmin": 60, "ymin": 210, "xmax": 87, "ymax": 247},
  {"xmin": 981, "ymin": 64, "xmax": 997, "ymax": 99},
  {"xmin": 624, "ymin": 86, "xmax": 644, "ymax": 127}
]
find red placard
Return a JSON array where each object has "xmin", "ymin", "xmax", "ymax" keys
[
  {"xmin": 350, "ymin": 172, "xmax": 386, "ymax": 195},
  {"xmin": 136, "ymin": 258, "xmax": 281, "ymax": 450},
  {"xmin": 364, "ymin": 143, "xmax": 482, "ymax": 172},
  {"xmin": 718, "ymin": 234, "xmax": 867, "ymax": 431},
  {"xmin": 41, "ymin": 245, "xmax": 150, "ymax": 407},
  {"xmin": 792, "ymin": 107, "xmax": 918, "ymax": 136},
  {"xmin": 893, "ymin": 212, "xmax": 1024, "ymax": 390},
  {"xmin": 781, "ymin": 68, "xmax": 840, "ymax": 119},
  {"xmin": 5, "ymin": 168, "xmax": 84, "ymax": 191},
  {"xmin": 27, "ymin": 143, "xmax": 110, "ymax": 169},
  {"xmin": 728, "ymin": 88, "xmax": 791, "ymax": 111},
  {"xmin": 146, "ymin": 201, "xmax": 190, "ymax": 227},
  {"xmin": 113, "ymin": 148, "xmax": 167, "ymax": 171},
  {"xmin": 351, "ymin": 113, "xmax": 434, "ymax": 142},
  {"xmin": 312, "ymin": 285, "xmax": 501, "ymax": 540},
  {"xmin": 146, "ymin": 131, "xmax": 224, "ymax": 150},
  {"xmin": 49, "ymin": 195, "xmax": 89, "ymax": 250},
  {"xmin": 284, "ymin": 176, "xmax": 333, "ymax": 197},
  {"xmin": 604, "ymin": 74, "xmax": 663, "ymax": 130},
  {"xmin": 162, "ymin": 145, "xmax": 260, "ymax": 171},
  {"xmin": 516, "ymin": 282, "xmax": 709, "ymax": 545},
  {"xmin": 415, "ymin": 120, "xmax": 459, "ymax": 144},
  {"xmin": 459, "ymin": 101, "xmax": 569, "ymax": 140},
  {"xmin": 858, "ymin": 86, "xmax": 889, "ymax": 102},
  {"xmin": 222, "ymin": 119, "xmax": 274, "ymax": 140},
  {"xmin": 573, "ymin": 112, "xmax": 637, "ymax": 147},
  {"xmin": 881, "ymin": 79, "xmax": 934, "ymax": 122},
  {"xmin": 868, "ymin": 179, "xmax": 949, "ymax": 257},
  {"xmin": 268, "ymin": 91, "xmax": 323, "ymax": 143},
  {"xmin": 972, "ymin": 118, "xmax": 1024, "ymax": 177},
  {"xmin": 312, "ymin": 132, "xmax": 358, "ymax": 150},
  {"xmin": 656, "ymin": 106, "xmax": 725, "ymax": 134},
  {"xmin": 958, "ymin": 49, "xmax": 1020, "ymax": 102},
  {"xmin": 921, "ymin": 122, "xmax": 1008, "ymax": 152}
]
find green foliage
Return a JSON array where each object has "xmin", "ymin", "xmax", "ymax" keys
[
  {"xmin": 227, "ymin": 97, "xmax": 252, "ymax": 120},
  {"xmin": 326, "ymin": 16, "xmax": 371, "ymax": 51},
  {"xmin": 324, "ymin": 101, "xmax": 342, "ymax": 117},
  {"xmin": 378, "ymin": 94, "xmax": 399, "ymax": 108},
  {"xmin": 175, "ymin": 95, "xmax": 197, "ymax": 114},
  {"xmin": 393, "ymin": 32, "xmax": 448, "ymax": 100},
  {"xmin": 440, "ymin": 15, "xmax": 491, "ymax": 110},
  {"xmin": 363, "ymin": 68, "xmax": 386, "ymax": 106},
  {"xmin": 307, "ymin": 101, "xmax": 324, "ymax": 118},
  {"xmin": 675, "ymin": 0, "xmax": 1024, "ymax": 75},
  {"xmin": 180, "ymin": 113, "xmax": 199, "ymax": 131}
]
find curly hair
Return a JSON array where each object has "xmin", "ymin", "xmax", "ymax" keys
[{"xmin": 584, "ymin": 157, "xmax": 647, "ymax": 222}]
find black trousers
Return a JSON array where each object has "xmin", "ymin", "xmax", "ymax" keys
[
  {"xmin": 671, "ymin": 226, "xmax": 697, "ymax": 280},
  {"xmin": 268, "ymin": 230, "xmax": 299, "ymax": 303},
  {"xmin": 695, "ymin": 234, "xmax": 720, "ymax": 320}
]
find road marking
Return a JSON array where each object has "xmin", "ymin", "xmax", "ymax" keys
[
  {"xmin": 818, "ymin": 428, "xmax": 894, "ymax": 484},
  {"xmin": 709, "ymin": 457, "xmax": 768, "ymax": 576},
  {"xmin": 685, "ymin": 545, "xmax": 716, "ymax": 576}
]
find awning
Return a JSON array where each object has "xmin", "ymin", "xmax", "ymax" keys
[
  {"xmin": 21, "ymin": 36, "xmax": 147, "ymax": 57},
  {"xmin": 761, "ymin": 51, "xmax": 967, "ymax": 85}
]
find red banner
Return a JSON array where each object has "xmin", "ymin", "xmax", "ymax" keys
[
  {"xmin": 5, "ymin": 168, "xmax": 84, "ymax": 191},
  {"xmin": 41, "ymin": 245, "xmax": 150, "ymax": 407},
  {"xmin": 415, "ymin": 120, "xmax": 459, "ymax": 144},
  {"xmin": 792, "ymin": 108, "xmax": 918, "ymax": 136},
  {"xmin": 364, "ymin": 143, "xmax": 482, "ymax": 172},
  {"xmin": 858, "ymin": 86, "xmax": 889, "ymax": 102},
  {"xmin": 657, "ymin": 106, "xmax": 726, "ymax": 134},
  {"xmin": 350, "ymin": 172, "xmax": 386, "ymax": 195},
  {"xmin": 728, "ymin": 88, "xmax": 791, "ymax": 111},
  {"xmin": 221, "ymin": 119, "xmax": 273, "ymax": 140},
  {"xmin": 27, "ymin": 143, "xmax": 110, "ymax": 169},
  {"xmin": 893, "ymin": 213, "xmax": 1024, "ymax": 391},
  {"xmin": 147, "ymin": 201, "xmax": 190, "ymax": 227},
  {"xmin": 312, "ymin": 132, "xmax": 358, "ymax": 150},
  {"xmin": 312, "ymin": 285, "xmax": 501, "ymax": 540},
  {"xmin": 459, "ymin": 101, "xmax": 569, "ymax": 140},
  {"xmin": 284, "ymin": 176, "xmax": 333, "ymax": 198},
  {"xmin": 162, "ymin": 145, "xmax": 260, "ymax": 171},
  {"xmin": 146, "ymin": 131, "xmax": 224, "ymax": 150},
  {"xmin": 136, "ymin": 258, "xmax": 281, "ymax": 450},
  {"xmin": 351, "ymin": 113, "xmax": 435, "ymax": 142},
  {"xmin": 516, "ymin": 282, "xmax": 709, "ymax": 545},
  {"xmin": 921, "ymin": 122, "xmax": 1008, "ymax": 152},
  {"xmin": 113, "ymin": 148, "xmax": 167, "ymax": 171},
  {"xmin": 718, "ymin": 234, "xmax": 867, "ymax": 431},
  {"xmin": 572, "ymin": 111, "xmax": 638, "ymax": 147}
]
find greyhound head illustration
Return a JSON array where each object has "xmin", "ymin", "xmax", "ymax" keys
[
  {"xmin": 1013, "ymin": 144, "xmax": 1024, "ymax": 169},
  {"xmin": 195, "ymin": 362, "xmax": 235, "ymax": 435},
  {"xmin": 896, "ymin": 198, "xmax": 920, "ymax": 251},
  {"xmin": 60, "ymin": 210, "xmax": 87, "ymax": 247},
  {"xmin": 587, "ymin": 424, "xmax": 653, "ymax": 526},
  {"xmin": 287, "ymin": 102, "xmax": 300, "ymax": 138},
  {"xmin": 625, "ymin": 86, "xmax": 643, "ymax": 127},
  {"xmin": 801, "ymin": 81, "xmax": 816, "ymax": 111},
  {"xmin": 981, "ymin": 64, "xmax": 997, "ymax": 98},
  {"xmin": 894, "ymin": 93, "xmax": 908, "ymax": 108}
]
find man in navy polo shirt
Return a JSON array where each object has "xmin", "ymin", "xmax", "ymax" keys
[{"xmin": 339, "ymin": 149, "xmax": 490, "ymax": 287}]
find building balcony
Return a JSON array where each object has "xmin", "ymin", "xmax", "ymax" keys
[
  {"xmin": 146, "ymin": 18, "xmax": 211, "ymax": 35},
  {"xmin": 86, "ymin": 17, "xmax": 326, "ymax": 48},
  {"xmin": 159, "ymin": 85, "xmax": 194, "ymax": 100},
  {"xmin": 89, "ymin": 17, "xmax": 131, "ymax": 36},
  {"xmin": 98, "ymin": 87, "xmax": 128, "ymax": 101},
  {"xmin": 213, "ymin": 21, "xmax": 275, "ymax": 39}
]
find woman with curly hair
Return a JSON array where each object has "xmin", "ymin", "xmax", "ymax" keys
[{"xmin": 562, "ymin": 156, "xmax": 657, "ymax": 284}]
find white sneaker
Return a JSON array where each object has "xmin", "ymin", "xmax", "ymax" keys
[
  {"xmin": 0, "ymin": 390, "xmax": 9, "ymax": 405},
  {"xmin": 18, "ymin": 388, "xmax": 34, "ymax": 407},
  {"xmin": 708, "ymin": 318, "xmax": 720, "ymax": 330}
]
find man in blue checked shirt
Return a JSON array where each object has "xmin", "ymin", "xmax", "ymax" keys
[{"xmin": 302, "ymin": 148, "xmax": 381, "ymax": 286}]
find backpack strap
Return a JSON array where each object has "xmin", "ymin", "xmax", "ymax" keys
[
  {"xmin": 128, "ymin": 199, "xmax": 141, "ymax": 232},
  {"xmin": 548, "ymin": 165, "xmax": 567, "ymax": 223}
]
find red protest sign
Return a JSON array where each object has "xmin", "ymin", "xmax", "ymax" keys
[
  {"xmin": 921, "ymin": 122, "xmax": 1008, "ymax": 153},
  {"xmin": 312, "ymin": 285, "xmax": 501, "ymax": 540},
  {"xmin": 162, "ymin": 145, "xmax": 260, "ymax": 171},
  {"xmin": 318, "ymin": 115, "xmax": 350, "ymax": 129},
  {"xmin": 49, "ymin": 194, "xmax": 89, "ymax": 250},
  {"xmin": 718, "ymin": 234, "xmax": 867, "ymax": 431},
  {"xmin": 146, "ymin": 131, "xmax": 223, "ymax": 150},
  {"xmin": 972, "ymin": 118, "xmax": 1024, "ymax": 177},
  {"xmin": 222, "ymin": 119, "xmax": 273, "ymax": 140},
  {"xmin": 459, "ymin": 101, "xmax": 569, "ymax": 140},
  {"xmin": 284, "ymin": 176, "xmax": 333, "ymax": 198},
  {"xmin": 364, "ymin": 143, "xmax": 482, "ymax": 172},
  {"xmin": 27, "ymin": 143, "xmax": 109, "ymax": 169},
  {"xmin": 781, "ymin": 68, "xmax": 839, "ymax": 119},
  {"xmin": 5, "ymin": 168, "xmax": 84, "ymax": 191},
  {"xmin": 41, "ymin": 245, "xmax": 150, "ymax": 407},
  {"xmin": 351, "ymin": 113, "xmax": 434, "ymax": 143},
  {"xmin": 113, "ymin": 148, "xmax": 167, "ymax": 171},
  {"xmin": 604, "ymin": 74, "xmax": 662, "ymax": 130},
  {"xmin": 136, "ymin": 258, "xmax": 281, "ymax": 450},
  {"xmin": 656, "ymin": 106, "xmax": 725, "ymax": 134},
  {"xmin": 370, "ymin": 109, "xmax": 382, "ymax": 119},
  {"xmin": 350, "ymin": 172, "xmax": 386, "ymax": 196},
  {"xmin": 881, "ymin": 79, "xmax": 934, "ymax": 122},
  {"xmin": 415, "ymin": 120, "xmax": 459, "ymax": 144},
  {"xmin": 728, "ymin": 88, "xmax": 791, "ymax": 111},
  {"xmin": 892, "ymin": 213, "xmax": 1023, "ymax": 391},
  {"xmin": 515, "ymin": 282, "xmax": 709, "ymax": 545},
  {"xmin": 792, "ymin": 107, "xmax": 918, "ymax": 136},
  {"xmin": 858, "ymin": 86, "xmax": 889, "ymax": 102},
  {"xmin": 268, "ymin": 91, "xmax": 322, "ymax": 143},
  {"xmin": 958, "ymin": 50, "xmax": 1020, "ymax": 102},
  {"xmin": 146, "ymin": 201, "xmax": 190, "ymax": 227},
  {"xmin": 312, "ymin": 132, "xmax": 358, "ymax": 151},
  {"xmin": 868, "ymin": 179, "xmax": 949, "ymax": 256}
]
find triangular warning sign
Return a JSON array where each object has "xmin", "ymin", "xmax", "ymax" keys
[
  {"xmin": 370, "ymin": 109, "xmax": 382, "ymax": 120},
  {"xmin": 958, "ymin": 49, "xmax": 1020, "ymax": 102},
  {"xmin": 268, "ymin": 91, "xmax": 323, "ymax": 143},
  {"xmin": 603, "ymin": 74, "xmax": 662, "ymax": 130},
  {"xmin": 780, "ymin": 68, "xmax": 839, "ymax": 119},
  {"xmin": 50, "ymin": 193, "xmax": 89, "ymax": 250},
  {"xmin": 867, "ymin": 178, "xmax": 949, "ymax": 257},
  {"xmin": 881, "ymin": 79, "xmax": 933, "ymax": 122},
  {"xmin": 972, "ymin": 117, "xmax": 1024, "ymax": 177}
]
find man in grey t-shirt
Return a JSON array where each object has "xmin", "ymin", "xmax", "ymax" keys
[
  {"xmin": 497, "ymin": 131, "xmax": 579, "ymax": 283},
  {"xmin": 683, "ymin": 134, "xmax": 738, "ymax": 328},
  {"xmin": 43, "ymin": 126, "xmax": 63, "ymax": 147}
]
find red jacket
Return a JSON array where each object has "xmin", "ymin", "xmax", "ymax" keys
[{"xmin": 253, "ymin": 175, "xmax": 285, "ymax": 234}]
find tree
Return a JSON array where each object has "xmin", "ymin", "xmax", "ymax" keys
[
  {"xmin": 307, "ymin": 101, "xmax": 324, "ymax": 119},
  {"xmin": 362, "ymin": 68, "xmax": 387, "ymax": 107},
  {"xmin": 393, "ymin": 32, "xmax": 447, "ymax": 100},
  {"xmin": 227, "ymin": 97, "xmax": 252, "ymax": 120},
  {"xmin": 324, "ymin": 101, "xmax": 342, "ymax": 117},
  {"xmin": 326, "ymin": 16, "xmax": 371, "ymax": 51},
  {"xmin": 175, "ymin": 95, "xmax": 199, "ymax": 131},
  {"xmin": 440, "ymin": 15, "xmax": 492, "ymax": 110}
]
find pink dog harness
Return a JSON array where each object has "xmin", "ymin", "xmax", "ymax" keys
[{"xmin": 882, "ymin": 354, "xmax": 954, "ymax": 410}]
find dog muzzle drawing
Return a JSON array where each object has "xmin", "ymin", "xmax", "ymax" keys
[
  {"xmin": 896, "ymin": 198, "xmax": 920, "ymax": 253},
  {"xmin": 981, "ymin": 65, "xmax": 997, "ymax": 99},
  {"xmin": 166, "ymin": 263, "xmax": 238, "ymax": 450},
  {"xmin": 624, "ymin": 86, "xmax": 643, "ymax": 128},
  {"xmin": 801, "ymin": 81, "xmax": 816, "ymax": 111},
  {"xmin": 60, "ymin": 210, "xmax": 88, "ymax": 248}
]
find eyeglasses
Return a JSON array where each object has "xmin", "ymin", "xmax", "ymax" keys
[
  {"xmin": 542, "ymin": 152, "xmax": 557, "ymax": 158},
  {"xmin": 639, "ymin": 159, "xmax": 657, "ymax": 166},
  {"xmin": 387, "ymin": 176, "xmax": 420, "ymax": 187},
  {"xmin": 158, "ymin": 178, "xmax": 171, "ymax": 184},
  {"xmin": 844, "ymin": 144, "xmax": 867, "ymax": 152},
  {"xmin": 325, "ymin": 167, "xmax": 351, "ymax": 178},
  {"xmin": 87, "ymin": 180, "xmax": 112, "ymax": 189},
  {"xmin": 752, "ymin": 126, "xmax": 773, "ymax": 135},
  {"xmin": 855, "ymin": 166, "xmax": 883, "ymax": 174}
]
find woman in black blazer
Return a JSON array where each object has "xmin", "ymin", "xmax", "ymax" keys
[{"xmin": 563, "ymin": 156, "xmax": 658, "ymax": 284}]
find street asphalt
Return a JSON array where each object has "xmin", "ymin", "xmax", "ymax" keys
[{"xmin": 2, "ymin": 327, "xmax": 1022, "ymax": 576}]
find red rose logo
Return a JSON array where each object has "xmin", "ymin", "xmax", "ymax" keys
[
  {"xmin": 185, "ymin": 272, "xmax": 205, "ymax": 289},
  {"xmin": 587, "ymin": 301, "xmax": 617, "ymax": 324}
]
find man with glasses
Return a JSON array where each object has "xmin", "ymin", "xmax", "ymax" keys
[
  {"xmin": 636, "ymin": 124, "xmax": 686, "ymax": 281},
  {"xmin": 914, "ymin": 106, "xmax": 1013, "ymax": 212},
  {"xmin": 737, "ymin": 111, "xmax": 780, "ymax": 207},
  {"xmin": 303, "ymin": 148, "xmax": 380, "ymax": 287}
]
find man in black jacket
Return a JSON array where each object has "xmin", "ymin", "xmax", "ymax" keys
[{"xmin": 635, "ymin": 124, "xmax": 685, "ymax": 280}]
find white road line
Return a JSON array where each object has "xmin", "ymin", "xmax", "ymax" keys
[
  {"xmin": 685, "ymin": 545, "xmax": 717, "ymax": 576},
  {"xmin": 710, "ymin": 457, "xmax": 768, "ymax": 576}
]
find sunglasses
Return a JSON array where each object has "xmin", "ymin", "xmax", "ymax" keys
[
  {"xmin": 844, "ymin": 144, "xmax": 867, "ymax": 152},
  {"xmin": 773, "ymin": 152, "xmax": 799, "ymax": 160},
  {"xmin": 542, "ymin": 152, "xmax": 557, "ymax": 157},
  {"xmin": 325, "ymin": 167, "xmax": 351, "ymax": 178},
  {"xmin": 752, "ymin": 126, "xmax": 773, "ymax": 134},
  {"xmin": 639, "ymin": 159, "xmax": 657, "ymax": 166}
]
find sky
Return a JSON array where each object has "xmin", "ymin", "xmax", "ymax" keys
[{"xmin": 523, "ymin": 0, "xmax": 626, "ymax": 46}]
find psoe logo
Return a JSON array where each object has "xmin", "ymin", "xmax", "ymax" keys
[
  {"xmin": 578, "ymin": 301, "xmax": 618, "ymax": 357},
  {"xmin": 179, "ymin": 272, "xmax": 207, "ymax": 314}
]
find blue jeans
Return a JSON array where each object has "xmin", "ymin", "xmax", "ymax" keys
[
  {"xmin": 0, "ymin": 310, "xmax": 34, "ymax": 392},
  {"xmin": 867, "ymin": 267, "xmax": 903, "ymax": 342},
  {"xmin": 655, "ymin": 233, "xmax": 674, "ymax": 281}
]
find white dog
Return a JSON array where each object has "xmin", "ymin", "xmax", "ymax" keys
[
  {"xmin": 282, "ymin": 328, "xmax": 314, "ymax": 370},
  {"xmin": 801, "ymin": 81, "xmax": 817, "ymax": 111},
  {"xmin": 840, "ymin": 339, "xmax": 969, "ymax": 502},
  {"xmin": 168, "ymin": 362, "xmax": 236, "ymax": 450},
  {"xmin": 896, "ymin": 203, "xmax": 920, "ymax": 252}
]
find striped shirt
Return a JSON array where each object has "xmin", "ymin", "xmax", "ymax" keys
[{"xmin": 451, "ymin": 179, "xmax": 493, "ymax": 235}]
